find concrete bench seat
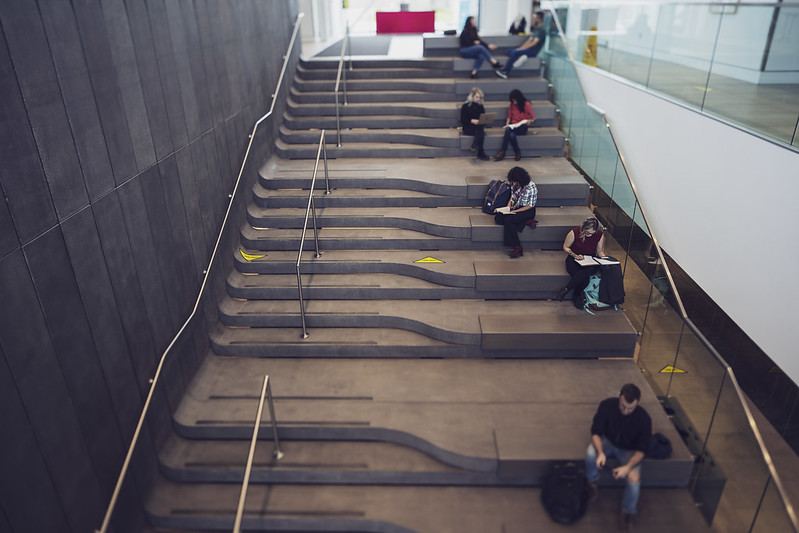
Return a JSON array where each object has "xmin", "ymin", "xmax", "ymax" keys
[
  {"xmin": 423, "ymin": 35, "xmax": 529, "ymax": 57},
  {"xmin": 452, "ymin": 56, "xmax": 540, "ymax": 73}
]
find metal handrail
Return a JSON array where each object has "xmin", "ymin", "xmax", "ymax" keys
[
  {"xmin": 296, "ymin": 130, "xmax": 330, "ymax": 338},
  {"xmin": 95, "ymin": 12, "xmax": 305, "ymax": 533},
  {"xmin": 544, "ymin": 4, "xmax": 798, "ymax": 529},
  {"xmin": 233, "ymin": 375, "xmax": 283, "ymax": 533},
  {"xmin": 334, "ymin": 28, "xmax": 349, "ymax": 147}
]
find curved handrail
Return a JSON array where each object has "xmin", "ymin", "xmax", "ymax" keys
[
  {"xmin": 296, "ymin": 130, "xmax": 330, "ymax": 338},
  {"xmin": 334, "ymin": 30, "xmax": 349, "ymax": 147},
  {"xmin": 544, "ymin": 4, "xmax": 798, "ymax": 529},
  {"xmin": 95, "ymin": 12, "xmax": 305, "ymax": 533}
]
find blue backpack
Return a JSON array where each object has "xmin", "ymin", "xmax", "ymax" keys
[{"xmin": 482, "ymin": 180, "xmax": 511, "ymax": 214}]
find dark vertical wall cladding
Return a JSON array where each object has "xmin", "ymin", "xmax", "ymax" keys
[{"xmin": 0, "ymin": 1, "xmax": 299, "ymax": 531}]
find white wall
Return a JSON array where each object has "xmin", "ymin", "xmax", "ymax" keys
[{"xmin": 575, "ymin": 64, "xmax": 799, "ymax": 385}]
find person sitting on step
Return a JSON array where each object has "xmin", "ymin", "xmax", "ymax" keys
[
  {"xmin": 460, "ymin": 87, "xmax": 490, "ymax": 161},
  {"xmin": 556, "ymin": 216, "xmax": 606, "ymax": 308},
  {"xmin": 493, "ymin": 166, "xmax": 537, "ymax": 258},
  {"xmin": 494, "ymin": 89, "xmax": 535, "ymax": 161},
  {"xmin": 459, "ymin": 16, "xmax": 504, "ymax": 79},
  {"xmin": 496, "ymin": 12, "xmax": 546, "ymax": 79},
  {"xmin": 585, "ymin": 383, "xmax": 652, "ymax": 533}
]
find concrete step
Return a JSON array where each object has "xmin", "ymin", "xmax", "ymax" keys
[
  {"xmin": 276, "ymin": 127, "xmax": 565, "ymax": 158},
  {"xmin": 300, "ymin": 57, "xmax": 453, "ymax": 71},
  {"xmin": 211, "ymin": 299, "xmax": 637, "ymax": 357},
  {"xmin": 424, "ymin": 35, "xmax": 531, "ymax": 57},
  {"xmin": 169, "ymin": 357, "xmax": 691, "ymax": 483},
  {"xmin": 145, "ymin": 478, "xmax": 709, "ymax": 533},
  {"xmin": 291, "ymin": 77, "xmax": 550, "ymax": 101},
  {"xmin": 251, "ymin": 185, "xmax": 470, "ymax": 208},
  {"xmin": 240, "ymin": 206, "xmax": 588, "ymax": 250},
  {"xmin": 256, "ymin": 155, "xmax": 589, "ymax": 206},
  {"xmin": 286, "ymin": 98, "xmax": 558, "ymax": 128}
]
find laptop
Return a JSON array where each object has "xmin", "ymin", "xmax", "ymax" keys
[{"xmin": 476, "ymin": 112, "xmax": 496, "ymax": 125}]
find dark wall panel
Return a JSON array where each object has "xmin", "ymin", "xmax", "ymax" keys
[
  {"xmin": 0, "ymin": 1, "xmax": 299, "ymax": 530},
  {"xmin": 0, "ymin": 251, "xmax": 103, "ymax": 532},
  {"xmin": 0, "ymin": 197, "xmax": 19, "ymax": 259},
  {"xmin": 61, "ymin": 208, "xmax": 142, "ymax": 441},
  {"xmin": 0, "ymin": 345, "xmax": 70, "ymax": 533},
  {"xmin": 164, "ymin": 1, "xmax": 201, "ymax": 142},
  {"xmin": 117, "ymin": 176, "xmax": 175, "ymax": 352},
  {"xmin": 93, "ymin": 191, "xmax": 158, "ymax": 391},
  {"xmin": 0, "ymin": 2, "xmax": 89, "ymax": 221},
  {"xmin": 0, "ymin": 23, "xmax": 57, "ymax": 244},
  {"xmin": 38, "ymin": 0, "xmax": 116, "ymax": 202},
  {"xmin": 102, "ymin": 0, "xmax": 156, "ymax": 172},
  {"xmin": 72, "ymin": 0, "xmax": 138, "ymax": 184},
  {"xmin": 124, "ymin": 0, "xmax": 174, "ymax": 161},
  {"xmin": 24, "ymin": 227, "xmax": 125, "ymax": 493},
  {"xmin": 146, "ymin": 0, "xmax": 188, "ymax": 149}
]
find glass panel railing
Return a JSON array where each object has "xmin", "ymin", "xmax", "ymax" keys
[
  {"xmin": 543, "ymin": 4, "xmax": 798, "ymax": 530},
  {"xmin": 555, "ymin": 1, "xmax": 799, "ymax": 149}
]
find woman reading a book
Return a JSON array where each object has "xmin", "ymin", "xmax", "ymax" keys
[
  {"xmin": 494, "ymin": 166, "xmax": 538, "ymax": 258},
  {"xmin": 494, "ymin": 89, "xmax": 535, "ymax": 162},
  {"xmin": 557, "ymin": 216, "xmax": 607, "ymax": 307},
  {"xmin": 461, "ymin": 87, "xmax": 490, "ymax": 161}
]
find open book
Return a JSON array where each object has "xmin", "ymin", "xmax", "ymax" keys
[
  {"xmin": 575, "ymin": 255, "xmax": 620, "ymax": 266},
  {"xmin": 494, "ymin": 205, "xmax": 512, "ymax": 214},
  {"xmin": 503, "ymin": 120, "xmax": 528, "ymax": 130}
]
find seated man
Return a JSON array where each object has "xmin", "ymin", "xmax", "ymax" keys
[
  {"xmin": 585, "ymin": 383, "xmax": 652, "ymax": 532},
  {"xmin": 496, "ymin": 11, "xmax": 546, "ymax": 79}
]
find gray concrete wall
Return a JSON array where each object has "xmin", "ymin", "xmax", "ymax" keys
[{"xmin": 0, "ymin": 1, "xmax": 298, "ymax": 531}]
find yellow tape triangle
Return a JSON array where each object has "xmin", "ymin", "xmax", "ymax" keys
[
  {"xmin": 414, "ymin": 256, "xmax": 445, "ymax": 263},
  {"xmin": 240, "ymin": 249, "xmax": 266, "ymax": 262},
  {"xmin": 659, "ymin": 365, "xmax": 687, "ymax": 374}
]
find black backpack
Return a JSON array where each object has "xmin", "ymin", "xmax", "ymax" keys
[
  {"xmin": 482, "ymin": 179, "xmax": 511, "ymax": 214},
  {"xmin": 598, "ymin": 261, "xmax": 625, "ymax": 306},
  {"xmin": 541, "ymin": 461, "xmax": 589, "ymax": 525}
]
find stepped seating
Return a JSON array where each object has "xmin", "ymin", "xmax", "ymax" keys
[
  {"xmin": 145, "ymin": 356, "xmax": 699, "ymax": 532},
  {"xmin": 142, "ymin": 50, "xmax": 708, "ymax": 532},
  {"xmin": 280, "ymin": 57, "xmax": 562, "ymax": 159}
]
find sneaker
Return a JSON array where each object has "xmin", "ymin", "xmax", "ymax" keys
[
  {"xmin": 470, "ymin": 72, "xmax": 478, "ymax": 79},
  {"xmin": 492, "ymin": 61, "xmax": 504, "ymax": 70},
  {"xmin": 619, "ymin": 510, "xmax": 634, "ymax": 532},
  {"xmin": 477, "ymin": 152, "xmax": 490, "ymax": 161},
  {"xmin": 495, "ymin": 69, "xmax": 508, "ymax": 79},
  {"xmin": 587, "ymin": 481, "xmax": 599, "ymax": 503}
]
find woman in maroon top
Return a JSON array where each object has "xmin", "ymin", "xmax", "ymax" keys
[
  {"xmin": 557, "ymin": 217, "xmax": 606, "ymax": 308},
  {"xmin": 494, "ymin": 89, "xmax": 535, "ymax": 161}
]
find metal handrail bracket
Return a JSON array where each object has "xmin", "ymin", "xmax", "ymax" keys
[
  {"xmin": 296, "ymin": 130, "xmax": 329, "ymax": 338},
  {"xmin": 233, "ymin": 375, "xmax": 283, "ymax": 533},
  {"xmin": 95, "ymin": 12, "xmax": 304, "ymax": 533}
]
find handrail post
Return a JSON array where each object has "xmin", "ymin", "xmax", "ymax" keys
[
  {"xmin": 323, "ymin": 140, "xmax": 330, "ymax": 194},
  {"xmin": 232, "ymin": 375, "xmax": 283, "ymax": 533},
  {"xmin": 335, "ymin": 90, "xmax": 342, "ymax": 147}
]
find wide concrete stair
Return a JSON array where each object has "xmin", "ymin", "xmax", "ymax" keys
[
  {"xmin": 141, "ymin": 46, "xmax": 709, "ymax": 532},
  {"xmin": 278, "ymin": 57, "xmax": 565, "ymax": 159}
]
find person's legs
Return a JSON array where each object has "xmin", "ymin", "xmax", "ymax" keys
[
  {"xmin": 504, "ymin": 48, "xmax": 524, "ymax": 74},
  {"xmin": 460, "ymin": 45, "xmax": 494, "ymax": 72},
  {"xmin": 474, "ymin": 126, "xmax": 487, "ymax": 157},
  {"xmin": 614, "ymin": 449, "xmax": 642, "ymax": 514},
  {"xmin": 508, "ymin": 124, "xmax": 528, "ymax": 157},
  {"xmin": 500, "ymin": 128, "xmax": 512, "ymax": 152}
]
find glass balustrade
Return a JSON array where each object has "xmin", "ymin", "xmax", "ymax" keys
[
  {"xmin": 552, "ymin": 1, "xmax": 799, "ymax": 148},
  {"xmin": 544, "ymin": 5, "xmax": 798, "ymax": 529}
]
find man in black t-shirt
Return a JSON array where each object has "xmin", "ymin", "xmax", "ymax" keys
[{"xmin": 585, "ymin": 383, "xmax": 652, "ymax": 532}]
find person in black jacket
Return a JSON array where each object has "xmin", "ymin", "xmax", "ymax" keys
[
  {"xmin": 585, "ymin": 383, "xmax": 652, "ymax": 532},
  {"xmin": 460, "ymin": 87, "xmax": 489, "ymax": 160},
  {"xmin": 459, "ymin": 16, "xmax": 504, "ymax": 79}
]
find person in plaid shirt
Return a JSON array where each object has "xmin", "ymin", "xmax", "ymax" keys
[{"xmin": 493, "ymin": 166, "xmax": 537, "ymax": 258}]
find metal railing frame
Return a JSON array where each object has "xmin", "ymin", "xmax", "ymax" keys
[
  {"xmin": 334, "ymin": 27, "xmax": 350, "ymax": 147},
  {"xmin": 296, "ymin": 130, "xmax": 330, "ymax": 338},
  {"xmin": 95, "ymin": 12, "xmax": 305, "ymax": 533},
  {"xmin": 544, "ymin": 3, "xmax": 798, "ymax": 529},
  {"xmin": 232, "ymin": 375, "xmax": 283, "ymax": 533}
]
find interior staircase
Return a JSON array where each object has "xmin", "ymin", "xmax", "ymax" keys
[{"xmin": 142, "ymin": 48, "xmax": 710, "ymax": 532}]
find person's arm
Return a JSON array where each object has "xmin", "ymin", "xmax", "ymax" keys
[
  {"xmin": 592, "ymin": 434, "xmax": 606, "ymax": 470},
  {"xmin": 563, "ymin": 231, "xmax": 583, "ymax": 260},
  {"xmin": 613, "ymin": 450, "xmax": 644, "ymax": 480},
  {"xmin": 517, "ymin": 36, "xmax": 539, "ymax": 50},
  {"xmin": 523, "ymin": 102, "xmax": 535, "ymax": 126},
  {"xmin": 504, "ymin": 104, "xmax": 512, "ymax": 126},
  {"xmin": 595, "ymin": 233, "xmax": 607, "ymax": 257}
]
